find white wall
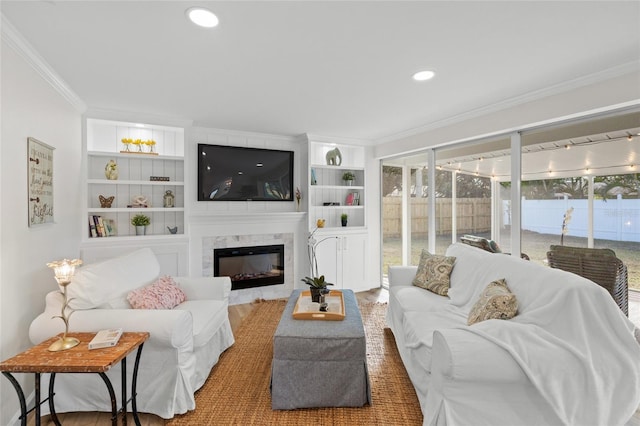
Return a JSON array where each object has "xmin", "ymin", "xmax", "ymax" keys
[{"xmin": 1, "ymin": 40, "xmax": 83, "ymax": 425}]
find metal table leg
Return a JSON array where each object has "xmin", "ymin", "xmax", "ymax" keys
[
  {"xmin": 98, "ymin": 372, "xmax": 118, "ymax": 426},
  {"xmin": 48, "ymin": 373, "xmax": 61, "ymax": 426},
  {"xmin": 131, "ymin": 343, "xmax": 144, "ymax": 426},
  {"xmin": 2, "ymin": 372, "xmax": 27, "ymax": 426}
]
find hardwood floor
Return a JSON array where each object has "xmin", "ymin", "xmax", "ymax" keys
[{"xmin": 27, "ymin": 287, "xmax": 640, "ymax": 425}]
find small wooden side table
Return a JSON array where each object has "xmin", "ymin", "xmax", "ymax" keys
[{"xmin": 0, "ymin": 332, "xmax": 149, "ymax": 426}]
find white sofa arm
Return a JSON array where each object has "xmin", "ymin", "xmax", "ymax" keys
[
  {"xmin": 29, "ymin": 292, "xmax": 193, "ymax": 349},
  {"xmin": 431, "ymin": 328, "xmax": 524, "ymax": 383},
  {"xmin": 174, "ymin": 276, "xmax": 231, "ymax": 301},
  {"xmin": 388, "ymin": 266, "xmax": 418, "ymax": 287}
]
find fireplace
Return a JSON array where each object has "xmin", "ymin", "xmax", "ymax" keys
[{"xmin": 214, "ymin": 244, "xmax": 285, "ymax": 290}]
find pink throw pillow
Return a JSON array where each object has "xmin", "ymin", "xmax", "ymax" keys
[{"xmin": 127, "ymin": 276, "xmax": 186, "ymax": 309}]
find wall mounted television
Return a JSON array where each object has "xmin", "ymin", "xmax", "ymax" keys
[{"xmin": 198, "ymin": 144, "xmax": 294, "ymax": 201}]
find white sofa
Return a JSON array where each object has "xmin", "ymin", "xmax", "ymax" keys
[
  {"xmin": 29, "ymin": 248, "xmax": 234, "ymax": 419},
  {"xmin": 388, "ymin": 242, "xmax": 640, "ymax": 426}
]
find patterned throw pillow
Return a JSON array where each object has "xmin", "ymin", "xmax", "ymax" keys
[
  {"xmin": 127, "ymin": 276, "xmax": 186, "ymax": 309},
  {"xmin": 411, "ymin": 250, "xmax": 456, "ymax": 296},
  {"xmin": 467, "ymin": 279, "xmax": 518, "ymax": 326}
]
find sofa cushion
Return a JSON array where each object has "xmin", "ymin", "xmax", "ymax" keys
[
  {"xmin": 174, "ymin": 300, "xmax": 229, "ymax": 348},
  {"xmin": 127, "ymin": 276, "xmax": 186, "ymax": 310},
  {"xmin": 467, "ymin": 279, "xmax": 518, "ymax": 325},
  {"xmin": 68, "ymin": 248, "xmax": 160, "ymax": 309},
  {"xmin": 412, "ymin": 250, "xmax": 456, "ymax": 296},
  {"xmin": 390, "ymin": 285, "xmax": 449, "ymax": 314}
]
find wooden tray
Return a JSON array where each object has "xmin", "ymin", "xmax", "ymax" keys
[{"xmin": 292, "ymin": 290, "xmax": 345, "ymax": 321}]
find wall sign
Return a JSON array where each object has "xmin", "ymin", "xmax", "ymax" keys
[{"xmin": 27, "ymin": 137, "xmax": 54, "ymax": 226}]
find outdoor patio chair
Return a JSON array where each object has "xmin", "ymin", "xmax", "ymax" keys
[
  {"xmin": 546, "ymin": 245, "xmax": 628, "ymax": 316},
  {"xmin": 460, "ymin": 235, "xmax": 530, "ymax": 260}
]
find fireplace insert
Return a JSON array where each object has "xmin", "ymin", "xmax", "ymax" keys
[{"xmin": 214, "ymin": 244, "xmax": 285, "ymax": 290}]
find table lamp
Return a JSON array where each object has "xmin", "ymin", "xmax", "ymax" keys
[{"xmin": 46, "ymin": 258, "xmax": 82, "ymax": 352}]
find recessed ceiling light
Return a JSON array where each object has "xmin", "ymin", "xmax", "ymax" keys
[
  {"xmin": 412, "ymin": 70, "xmax": 435, "ymax": 81},
  {"xmin": 186, "ymin": 7, "xmax": 219, "ymax": 28}
]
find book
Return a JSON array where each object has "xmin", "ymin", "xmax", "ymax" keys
[
  {"xmin": 88, "ymin": 216, "xmax": 98, "ymax": 238},
  {"xmin": 103, "ymin": 218, "xmax": 117, "ymax": 237},
  {"xmin": 88, "ymin": 328, "xmax": 123, "ymax": 350},
  {"xmin": 345, "ymin": 193, "xmax": 354, "ymax": 206}
]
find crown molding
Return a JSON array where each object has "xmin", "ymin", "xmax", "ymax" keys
[
  {"xmin": 86, "ymin": 107, "xmax": 194, "ymax": 129},
  {"xmin": 376, "ymin": 61, "xmax": 640, "ymax": 145},
  {"xmin": 303, "ymin": 133, "xmax": 373, "ymax": 147},
  {"xmin": 1, "ymin": 14, "xmax": 87, "ymax": 113}
]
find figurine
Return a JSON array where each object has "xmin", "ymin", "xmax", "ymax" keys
[
  {"xmin": 325, "ymin": 148, "xmax": 342, "ymax": 166},
  {"xmin": 131, "ymin": 195, "xmax": 149, "ymax": 208},
  {"xmin": 99, "ymin": 195, "xmax": 114, "ymax": 208},
  {"xmin": 104, "ymin": 160, "xmax": 118, "ymax": 180}
]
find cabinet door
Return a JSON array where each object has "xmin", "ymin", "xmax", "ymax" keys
[
  {"xmin": 340, "ymin": 233, "xmax": 368, "ymax": 291},
  {"xmin": 314, "ymin": 235, "xmax": 341, "ymax": 288}
]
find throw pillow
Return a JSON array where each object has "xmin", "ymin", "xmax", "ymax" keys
[
  {"xmin": 411, "ymin": 249, "xmax": 456, "ymax": 296},
  {"xmin": 127, "ymin": 275, "xmax": 186, "ymax": 310},
  {"xmin": 467, "ymin": 278, "xmax": 518, "ymax": 326}
]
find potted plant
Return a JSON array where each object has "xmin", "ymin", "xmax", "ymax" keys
[
  {"xmin": 342, "ymin": 171, "xmax": 356, "ymax": 186},
  {"xmin": 341, "ymin": 213, "xmax": 348, "ymax": 227},
  {"xmin": 301, "ymin": 228, "xmax": 336, "ymax": 302},
  {"xmin": 131, "ymin": 214, "xmax": 150, "ymax": 235}
]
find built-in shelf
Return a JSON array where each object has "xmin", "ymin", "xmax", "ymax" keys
[{"xmin": 84, "ymin": 118, "xmax": 185, "ymax": 240}]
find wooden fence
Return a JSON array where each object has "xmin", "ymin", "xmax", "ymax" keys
[{"xmin": 383, "ymin": 197, "xmax": 491, "ymax": 237}]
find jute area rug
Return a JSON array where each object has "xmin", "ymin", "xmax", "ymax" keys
[{"xmin": 167, "ymin": 299, "xmax": 423, "ymax": 425}]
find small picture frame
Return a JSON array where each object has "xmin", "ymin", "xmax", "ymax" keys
[{"xmin": 27, "ymin": 137, "xmax": 55, "ymax": 226}]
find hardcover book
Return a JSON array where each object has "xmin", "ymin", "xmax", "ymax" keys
[{"xmin": 88, "ymin": 328, "xmax": 123, "ymax": 350}]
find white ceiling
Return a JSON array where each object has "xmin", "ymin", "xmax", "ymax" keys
[{"xmin": 2, "ymin": 1, "xmax": 639, "ymax": 142}]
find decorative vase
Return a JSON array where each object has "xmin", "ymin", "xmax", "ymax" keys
[
  {"xmin": 310, "ymin": 287, "xmax": 322, "ymax": 303},
  {"xmin": 135, "ymin": 225, "xmax": 146, "ymax": 236},
  {"xmin": 341, "ymin": 219, "xmax": 348, "ymax": 227},
  {"xmin": 310, "ymin": 287, "xmax": 330, "ymax": 304},
  {"xmin": 346, "ymin": 179, "xmax": 353, "ymax": 186}
]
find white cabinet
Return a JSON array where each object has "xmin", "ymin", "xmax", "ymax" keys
[
  {"xmin": 314, "ymin": 231, "xmax": 369, "ymax": 292},
  {"xmin": 308, "ymin": 141, "xmax": 365, "ymax": 230},
  {"xmin": 83, "ymin": 118, "xmax": 185, "ymax": 241}
]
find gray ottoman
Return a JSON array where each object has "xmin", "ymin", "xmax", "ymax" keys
[{"xmin": 271, "ymin": 289, "xmax": 371, "ymax": 409}]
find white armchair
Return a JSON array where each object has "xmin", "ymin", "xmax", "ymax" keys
[{"xmin": 29, "ymin": 248, "xmax": 234, "ymax": 419}]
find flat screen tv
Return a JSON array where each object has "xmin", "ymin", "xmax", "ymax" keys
[{"xmin": 198, "ymin": 144, "xmax": 294, "ymax": 201}]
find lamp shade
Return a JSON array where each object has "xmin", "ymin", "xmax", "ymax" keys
[{"xmin": 46, "ymin": 259, "xmax": 82, "ymax": 286}]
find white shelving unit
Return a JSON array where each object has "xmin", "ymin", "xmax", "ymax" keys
[
  {"xmin": 308, "ymin": 142, "xmax": 366, "ymax": 230},
  {"xmin": 307, "ymin": 139, "xmax": 370, "ymax": 292},
  {"xmin": 84, "ymin": 119, "xmax": 185, "ymax": 241}
]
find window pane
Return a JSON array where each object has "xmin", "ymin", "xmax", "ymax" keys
[{"xmin": 381, "ymin": 164, "xmax": 403, "ymax": 277}]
